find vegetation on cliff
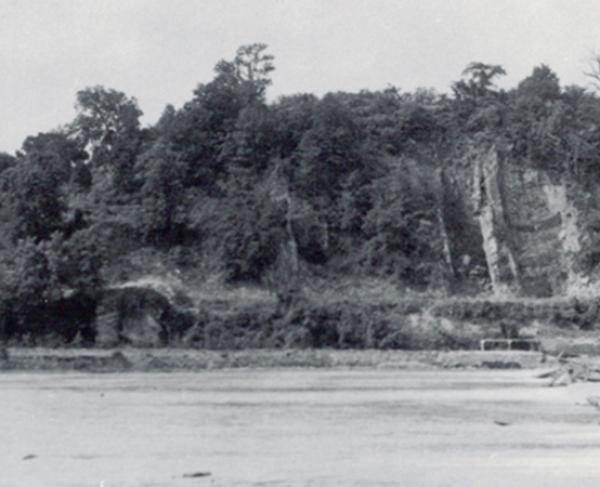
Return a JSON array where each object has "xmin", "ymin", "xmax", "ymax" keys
[{"xmin": 2, "ymin": 44, "xmax": 600, "ymax": 345}]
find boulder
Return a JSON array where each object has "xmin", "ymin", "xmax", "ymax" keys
[{"xmin": 96, "ymin": 287, "xmax": 194, "ymax": 346}]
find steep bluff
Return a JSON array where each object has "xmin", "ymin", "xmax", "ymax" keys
[
  {"xmin": 472, "ymin": 147, "xmax": 522, "ymax": 296},
  {"xmin": 463, "ymin": 144, "xmax": 589, "ymax": 298}
]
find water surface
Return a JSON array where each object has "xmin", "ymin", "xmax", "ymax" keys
[{"xmin": 2, "ymin": 369, "xmax": 599, "ymax": 486}]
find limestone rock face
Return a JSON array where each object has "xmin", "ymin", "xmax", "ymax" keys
[
  {"xmin": 468, "ymin": 144, "xmax": 588, "ymax": 298},
  {"xmin": 96, "ymin": 287, "xmax": 194, "ymax": 346},
  {"xmin": 472, "ymin": 147, "xmax": 521, "ymax": 296},
  {"xmin": 386, "ymin": 144, "xmax": 591, "ymax": 297},
  {"xmin": 542, "ymin": 180, "xmax": 586, "ymax": 294}
]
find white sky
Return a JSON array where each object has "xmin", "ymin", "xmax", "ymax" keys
[{"xmin": 1, "ymin": 0, "xmax": 600, "ymax": 153}]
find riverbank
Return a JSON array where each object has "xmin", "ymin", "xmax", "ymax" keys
[{"xmin": 0, "ymin": 347, "xmax": 569, "ymax": 372}]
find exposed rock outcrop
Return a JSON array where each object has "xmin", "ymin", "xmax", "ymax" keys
[
  {"xmin": 468, "ymin": 144, "xmax": 590, "ymax": 298},
  {"xmin": 543, "ymin": 178, "xmax": 586, "ymax": 294},
  {"xmin": 96, "ymin": 286, "xmax": 195, "ymax": 346},
  {"xmin": 473, "ymin": 146, "xmax": 522, "ymax": 296}
]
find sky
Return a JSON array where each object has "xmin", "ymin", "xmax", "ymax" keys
[{"xmin": 2, "ymin": 0, "xmax": 600, "ymax": 153}]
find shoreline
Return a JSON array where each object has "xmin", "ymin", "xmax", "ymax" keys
[{"xmin": 0, "ymin": 347, "xmax": 563, "ymax": 372}]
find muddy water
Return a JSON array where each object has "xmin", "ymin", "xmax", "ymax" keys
[{"xmin": 1, "ymin": 369, "xmax": 600, "ymax": 487}]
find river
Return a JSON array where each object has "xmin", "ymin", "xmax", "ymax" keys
[{"xmin": 2, "ymin": 369, "xmax": 600, "ymax": 486}]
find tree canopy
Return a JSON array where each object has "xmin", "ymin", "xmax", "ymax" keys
[{"xmin": 3, "ymin": 45, "xmax": 600, "ymax": 342}]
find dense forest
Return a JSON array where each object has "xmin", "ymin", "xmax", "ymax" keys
[{"xmin": 3, "ymin": 44, "xmax": 600, "ymax": 345}]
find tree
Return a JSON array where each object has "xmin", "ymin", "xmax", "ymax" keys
[
  {"xmin": 20, "ymin": 132, "xmax": 88, "ymax": 185},
  {"xmin": 516, "ymin": 64, "xmax": 561, "ymax": 102},
  {"xmin": 194, "ymin": 43, "xmax": 274, "ymax": 116},
  {"xmin": 73, "ymin": 86, "xmax": 142, "ymax": 150},
  {"xmin": 453, "ymin": 62, "xmax": 507, "ymax": 100},
  {"xmin": 162, "ymin": 44, "xmax": 276, "ymax": 192},
  {"xmin": 271, "ymin": 94, "xmax": 318, "ymax": 159},
  {"xmin": 8, "ymin": 154, "xmax": 66, "ymax": 241},
  {"xmin": 450, "ymin": 63, "xmax": 508, "ymax": 136},
  {"xmin": 294, "ymin": 94, "xmax": 366, "ymax": 200},
  {"xmin": 507, "ymin": 65, "xmax": 567, "ymax": 168},
  {"xmin": 584, "ymin": 52, "xmax": 600, "ymax": 92},
  {"xmin": 44, "ymin": 230, "xmax": 103, "ymax": 295},
  {"xmin": 2, "ymin": 231, "xmax": 103, "ymax": 341},
  {"xmin": 72, "ymin": 86, "xmax": 143, "ymax": 192},
  {"xmin": 0, "ymin": 153, "xmax": 15, "ymax": 174},
  {"xmin": 0, "ymin": 153, "xmax": 16, "ymax": 197},
  {"xmin": 7, "ymin": 238, "xmax": 58, "ymax": 336},
  {"xmin": 219, "ymin": 104, "xmax": 277, "ymax": 192},
  {"xmin": 231, "ymin": 43, "xmax": 275, "ymax": 100},
  {"xmin": 139, "ymin": 142, "xmax": 188, "ymax": 244},
  {"xmin": 219, "ymin": 189, "xmax": 285, "ymax": 282},
  {"xmin": 362, "ymin": 159, "xmax": 442, "ymax": 285}
]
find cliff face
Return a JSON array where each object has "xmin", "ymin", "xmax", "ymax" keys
[
  {"xmin": 472, "ymin": 148, "xmax": 522, "ymax": 296},
  {"xmin": 541, "ymin": 180, "xmax": 587, "ymax": 294},
  {"xmin": 463, "ymin": 144, "xmax": 589, "ymax": 298}
]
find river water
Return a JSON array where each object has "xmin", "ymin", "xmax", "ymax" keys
[{"xmin": 2, "ymin": 369, "xmax": 600, "ymax": 486}]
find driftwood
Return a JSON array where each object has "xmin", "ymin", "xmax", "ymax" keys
[
  {"xmin": 587, "ymin": 396, "xmax": 600, "ymax": 410},
  {"xmin": 183, "ymin": 472, "xmax": 211, "ymax": 478},
  {"xmin": 536, "ymin": 356, "xmax": 600, "ymax": 386}
]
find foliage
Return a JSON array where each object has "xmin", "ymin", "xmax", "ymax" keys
[
  {"xmin": 72, "ymin": 86, "xmax": 144, "ymax": 192},
  {"xmin": 219, "ymin": 189, "xmax": 287, "ymax": 282},
  {"xmin": 139, "ymin": 142, "xmax": 188, "ymax": 244},
  {"xmin": 7, "ymin": 154, "xmax": 67, "ymax": 241},
  {"xmin": 362, "ymin": 159, "xmax": 442, "ymax": 285},
  {"xmin": 5, "ymin": 44, "xmax": 600, "ymax": 343}
]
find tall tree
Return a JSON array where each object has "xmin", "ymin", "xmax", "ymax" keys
[
  {"xmin": 72, "ymin": 86, "xmax": 143, "ymax": 192},
  {"xmin": 164, "ymin": 44, "xmax": 276, "ymax": 191}
]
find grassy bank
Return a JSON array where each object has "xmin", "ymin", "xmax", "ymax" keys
[{"xmin": 6, "ymin": 273, "xmax": 600, "ymax": 353}]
